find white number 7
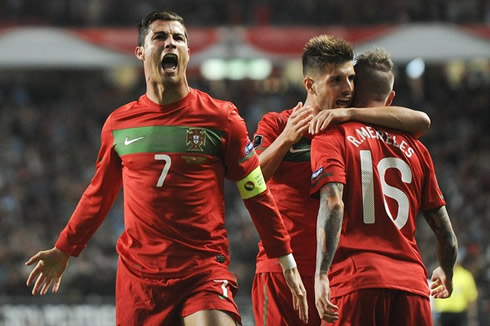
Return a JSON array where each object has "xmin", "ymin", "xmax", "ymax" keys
[
  {"xmin": 213, "ymin": 279, "xmax": 229, "ymax": 298},
  {"xmin": 155, "ymin": 154, "xmax": 171, "ymax": 187}
]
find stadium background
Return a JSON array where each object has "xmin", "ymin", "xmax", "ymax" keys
[{"xmin": 0, "ymin": 1, "xmax": 488, "ymax": 325}]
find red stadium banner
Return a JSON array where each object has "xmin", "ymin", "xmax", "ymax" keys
[
  {"xmin": 463, "ymin": 24, "xmax": 490, "ymax": 40},
  {"xmin": 71, "ymin": 27, "xmax": 220, "ymax": 55},
  {"xmin": 244, "ymin": 26, "xmax": 394, "ymax": 55},
  {"xmin": 0, "ymin": 25, "xmax": 488, "ymax": 67}
]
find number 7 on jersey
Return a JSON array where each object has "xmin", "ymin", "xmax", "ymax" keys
[{"xmin": 155, "ymin": 154, "xmax": 171, "ymax": 187}]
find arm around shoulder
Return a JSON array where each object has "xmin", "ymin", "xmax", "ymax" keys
[{"xmin": 350, "ymin": 106, "xmax": 431, "ymax": 138}]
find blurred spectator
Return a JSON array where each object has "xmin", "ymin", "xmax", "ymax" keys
[{"xmin": 0, "ymin": 0, "xmax": 488, "ymax": 26}]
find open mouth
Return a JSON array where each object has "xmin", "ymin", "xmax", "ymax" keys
[
  {"xmin": 161, "ymin": 54, "xmax": 178, "ymax": 73},
  {"xmin": 336, "ymin": 99, "xmax": 351, "ymax": 107}
]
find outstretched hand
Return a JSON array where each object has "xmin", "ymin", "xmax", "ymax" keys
[
  {"xmin": 315, "ymin": 274, "xmax": 339, "ymax": 323},
  {"xmin": 25, "ymin": 247, "xmax": 69, "ymax": 295},
  {"xmin": 430, "ymin": 266, "xmax": 453, "ymax": 299},
  {"xmin": 309, "ymin": 108, "xmax": 353, "ymax": 135},
  {"xmin": 283, "ymin": 266, "xmax": 309, "ymax": 324}
]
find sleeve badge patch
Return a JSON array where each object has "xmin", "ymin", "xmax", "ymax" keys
[
  {"xmin": 311, "ymin": 167, "xmax": 324, "ymax": 180},
  {"xmin": 253, "ymin": 135, "xmax": 263, "ymax": 148},
  {"xmin": 244, "ymin": 141, "xmax": 254, "ymax": 155}
]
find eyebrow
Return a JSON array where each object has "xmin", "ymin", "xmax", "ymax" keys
[
  {"xmin": 329, "ymin": 73, "xmax": 355, "ymax": 79},
  {"xmin": 153, "ymin": 30, "xmax": 185, "ymax": 36}
]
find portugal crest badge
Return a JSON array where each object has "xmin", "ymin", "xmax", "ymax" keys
[{"xmin": 186, "ymin": 128, "xmax": 206, "ymax": 151}]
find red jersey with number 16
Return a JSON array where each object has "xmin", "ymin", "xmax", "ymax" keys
[
  {"xmin": 55, "ymin": 88, "xmax": 291, "ymax": 279},
  {"xmin": 310, "ymin": 121, "xmax": 446, "ymax": 299}
]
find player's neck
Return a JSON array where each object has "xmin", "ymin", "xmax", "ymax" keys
[
  {"xmin": 304, "ymin": 96, "xmax": 319, "ymax": 115},
  {"xmin": 146, "ymin": 82, "xmax": 190, "ymax": 106}
]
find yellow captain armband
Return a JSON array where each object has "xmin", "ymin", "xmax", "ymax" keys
[{"xmin": 236, "ymin": 166, "xmax": 267, "ymax": 199}]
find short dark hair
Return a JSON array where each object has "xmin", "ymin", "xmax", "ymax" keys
[
  {"xmin": 355, "ymin": 48, "xmax": 394, "ymax": 74},
  {"xmin": 354, "ymin": 48, "xmax": 394, "ymax": 100},
  {"xmin": 137, "ymin": 10, "xmax": 188, "ymax": 46},
  {"xmin": 302, "ymin": 35, "xmax": 354, "ymax": 76}
]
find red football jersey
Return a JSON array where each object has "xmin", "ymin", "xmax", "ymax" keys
[
  {"xmin": 310, "ymin": 121, "xmax": 446, "ymax": 298},
  {"xmin": 253, "ymin": 108, "xmax": 318, "ymax": 276},
  {"xmin": 55, "ymin": 89, "xmax": 291, "ymax": 279}
]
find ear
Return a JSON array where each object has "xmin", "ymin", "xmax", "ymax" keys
[
  {"xmin": 135, "ymin": 46, "xmax": 144, "ymax": 61},
  {"xmin": 385, "ymin": 90, "xmax": 395, "ymax": 106},
  {"xmin": 303, "ymin": 77, "xmax": 316, "ymax": 95}
]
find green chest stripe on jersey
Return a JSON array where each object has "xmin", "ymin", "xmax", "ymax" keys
[
  {"xmin": 283, "ymin": 137, "xmax": 311, "ymax": 162},
  {"xmin": 113, "ymin": 126, "xmax": 223, "ymax": 157}
]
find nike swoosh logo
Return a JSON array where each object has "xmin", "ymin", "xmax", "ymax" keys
[
  {"xmin": 289, "ymin": 146, "xmax": 309, "ymax": 153},
  {"xmin": 124, "ymin": 136, "xmax": 144, "ymax": 145}
]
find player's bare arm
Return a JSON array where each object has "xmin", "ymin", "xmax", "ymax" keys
[
  {"xmin": 317, "ymin": 182, "xmax": 344, "ymax": 274},
  {"xmin": 315, "ymin": 182, "xmax": 343, "ymax": 323},
  {"xmin": 258, "ymin": 102, "xmax": 313, "ymax": 181},
  {"xmin": 423, "ymin": 206, "xmax": 458, "ymax": 298},
  {"xmin": 309, "ymin": 106, "xmax": 431, "ymax": 138},
  {"xmin": 25, "ymin": 247, "xmax": 69, "ymax": 296}
]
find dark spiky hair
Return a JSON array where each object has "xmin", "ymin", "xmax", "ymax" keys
[{"xmin": 302, "ymin": 35, "xmax": 354, "ymax": 76}]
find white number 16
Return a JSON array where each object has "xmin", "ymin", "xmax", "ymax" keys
[{"xmin": 360, "ymin": 150, "xmax": 412, "ymax": 229}]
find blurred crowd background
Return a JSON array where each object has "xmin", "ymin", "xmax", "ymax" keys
[
  {"xmin": 0, "ymin": 0, "xmax": 488, "ymax": 26},
  {"xmin": 0, "ymin": 1, "xmax": 489, "ymax": 325}
]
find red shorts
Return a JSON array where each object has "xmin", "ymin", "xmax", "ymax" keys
[
  {"xmin": 251, "ymin": 271, "xmax": 321, "ymax": 326},
  {"xmin": 328, "ymin": 288, "xmax": 432, "ymax": 326},
  {"xmin": 115, "ymin": 259, "xmax": 241, "ymax": 325}
]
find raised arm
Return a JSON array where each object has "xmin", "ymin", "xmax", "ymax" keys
[
  {"xmin": 258, "ymin": 102, "xmax": 313, "ymax": 181},
  {"xmin": 315, "ymin": 182, "xmax": 343, "ymax": 323},
  {"xmin": 310, "ymin": 106, "xmax": 431, "ymax": 138},
  {"xmin": 423, "ymin": 206, "xmax": 458, "ymax": 298}
]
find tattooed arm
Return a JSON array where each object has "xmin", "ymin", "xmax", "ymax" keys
[
  {"xmin": 309, "ymin": 106, "xmax": 431, "ymax": 138},
  {"xmin": 316, "ymin": 182, "xmax": 344, "ymax": 275},
  {"xmin": 423, "ymin": 206, "xmax": 458, "ymax": 298},
  {"xmin": 315, "ymin": 182, "xmax": 344, "ymax": 323}
]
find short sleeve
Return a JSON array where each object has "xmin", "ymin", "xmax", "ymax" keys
[
  {"xmin": 420, "ymin": 146, "xmax": 446, "ymax": 211},
  {"xmin": 310, "ymin": 127, "xmax": 347, "ymax": 196},
  {"xmin": 253, "ymin": 112, "xmax": 284, "ymax": 154}
]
